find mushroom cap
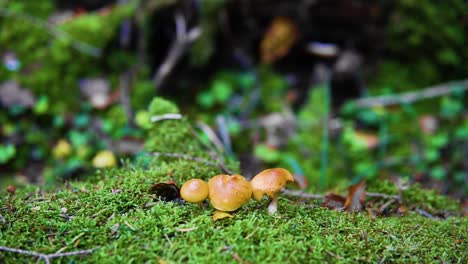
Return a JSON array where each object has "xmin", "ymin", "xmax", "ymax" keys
[
  {"xmin": 208, "ymin": 174, "xmax": 252, "ymax": 212},
  {"xmin": 180, "ymin": 179, "xmax": 209, "ymax": 203},
  {"xmin": 250, "ymin": 168, "xmax": 295, "ymax": 201},
  {"xmin": 92, "ymin": 150, "xmax": 117, "ymax": 168}
]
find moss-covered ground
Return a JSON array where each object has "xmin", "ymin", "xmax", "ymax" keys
[{"xmin": 1, "ymin": 98, "xmax": 466, "ymax": 263}]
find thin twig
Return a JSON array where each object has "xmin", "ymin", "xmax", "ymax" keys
[
  {"xmin": 280, "ymin": 189, "xmax": 325, "ymax": 200},
  {"xmin": 0, "ymin": 246, "xmax": 97, "ymax": 263},
  {"xmin": 151, "ymin": 113, "xmax": 183, "ymax": 123},
  {"xmin": 46, "ymin": 248, "xmax": 97, "ymax": 258},
  {"xmin": 379, "ymin": 198, "xmax": 397, "ymax": 213},
  {"xmin": 281, "ymin": 189, "xmax": 400, "ymax": 201},
  {"xmin": 189, "ymin": 124, "xmax": 234, "ymax": 175},
  {"xmin": 415, "ymin": 209, "xmax": 437, "ymax": 220},
  {"xmin": 149, "ymin": 152, "xmax": 232, "ymax": 174},
  {"xmin": 366, "ymin": 192, "xmax": 399, "ymax": 200},
  {"xmin": 196, "ymin": 121, "xmax": 225, "ymax": 153},
  {"xmin": 352, "ymin": 79, "xmax": 468, "ymax": 108},
  {"xmin": 153, "ymin": 13, "xmax": 201, "ymax": 88},
  {"xmin": 164, "ymin": 234, "xmax": 173, "ymax": 248}
]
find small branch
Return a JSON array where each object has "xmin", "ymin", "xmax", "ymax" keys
[
  {"xmin": 366, "ymin": 192, "xmax": 399, "ymax": 200},
  {"xmin": 352, "ymin": 79, "xmax": 468, "ymax": 108},
  {"xmin": 0, "ymin": 246, "xmax": 97, "ymax": 263},
  {"xmin": 46, "ymin": 248, "xmax": 97, "ymax": 259},
  {"xmin": 280, "ymin": 189, "xmax": 325, "ymax": 200},
  {"xmin": 281, "ymin": 190, "xmax": 400, "ymax": 201},
  {"xmin": 153, "ymin": 13, "xmax": 201, "ymax": 89},
  {"xmin": 189, "ymin": 124, "xmax": 234, "ymax": 175},
  {"xmin": 164, "ymin": 234, "xmax": 174, "ymax": 248},
  {"xmin": 150, "ymin": 113, "xmax": 183, "ymax": 123},
  {"xmin": 149, "ymin": 152, "xmax": 232, "ymax": 174},
  {"xmin": 415, "ymin": 209, "xmax": 437, "ymax": 220},
  {"xmin": 379, "ymin": 198, "xmax": 397, "ymax": 213}
]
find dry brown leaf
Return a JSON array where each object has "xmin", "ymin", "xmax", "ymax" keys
[
  {"xmin": 322, "ymin": 193, "xmax": 346, "ymax": 210},
  {"xmin": 260, "ymin": 17, "xmax": 298, "ymax": 63},
  {"xmin": 149, "ymin": 181, "xmax": 180, "ymax": 202},
  {"xmin": 344, "ymin": 181, "xmax": 366, "ymax": 212}
]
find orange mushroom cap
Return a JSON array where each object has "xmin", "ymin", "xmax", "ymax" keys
[
  {"xmin": 251, "ymin": 168, "xmax": 294, "ymax": 201},
  {"xmin": 208, "ymin": 174, "xmax": 252, "ymax": 212},
  {"xmin": 180, "ymin": 179, "xmax": 209, "ymax": 203}
]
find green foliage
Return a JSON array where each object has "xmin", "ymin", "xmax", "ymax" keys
[
  {"xmin": 254, "ymin": 144, "xmax": 280, "ymax": 163},
  {"xmin": 144, "ymin": 97, "xmax": 238, "ymax": 179},
  {"xmin": 258, "ymin": 65, "xmax": 288, "ymax": 112},
  {"xmin": 189, "ymin": 0, "xmax": 225, "ymax": 66},
  {"xmin": 388, "ymin": 0, "xmax": 466, "ymax": 75},
  {"xmin": 0, "ymin": 1, "xmax": 150, "ymax": 183},
  {"xmin": 0, "ymin": 1, "xmax": 135, "ymax": 112},
  {"xmin": 58, "ymin": 4, "xmax": 135, "ymax": 49},
  {"xmin": 0, "ymin": 144, "xmax": 16, "ymax": 164},
  {"xmin": 371, "ymin": 0, "xmax": 466, "ymax": 94}
]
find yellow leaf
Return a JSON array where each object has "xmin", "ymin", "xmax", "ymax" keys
[{"xmin": 212, "ymin": 210, "xmax": 233, "ymax": 221}]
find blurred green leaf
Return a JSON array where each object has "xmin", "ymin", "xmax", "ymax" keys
[
  {"xmin": 424, "ymin": 148, "xmax": 439, "ymax": 162},
  {"xmin": 440, "ymin": 96, "xmax": 463, "ymax": 118},
  {"xmin": 33, "ymin": 95, "xmax": 49, "ymax": 114},
  {"xmin": 75, "ymin": 114, "xmax": 90, "ymax": 128},
  {"xmin": 197, "ymin": 91, "xmax": 215, "ymax": 109},
  {"xmin": 0, "ymin": 144, "xmax": 16, "ymax": 164},
  {"xmin": 430, "ymin": 166, "xmax": 446, "ymax": 180},
  {"xmin": 212, "ymin": 80, "xmax": 233, "ymax": 103},
  {"xmin": 429, "ymin": 133, "xmax": 448, "ymax": 148},
  {"xmin": 254, "ymin": 144, "xmax": 280, "ymax": 163}
]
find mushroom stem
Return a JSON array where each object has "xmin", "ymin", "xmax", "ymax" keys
[
  {"xmin": 197, "ymin": 202, "xmax": 206, "ymax": 210},
  {"xmin": 267, "ymin": 196, "xmax": 278, "ymax": 214}
]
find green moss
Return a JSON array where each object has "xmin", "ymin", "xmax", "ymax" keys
[
  {"xmin": 1, "ymin": 98, "xmax": 465, "ymax": 263},
  {"xmin": 368, "ymin": 180, "xmax": 461, "ymax": 213},
  {"xmin": 0, "ymin": 169, "xmax": 466, "ymax": 263},
  {"xmin": 142, "ymin": 97, "xmax": 238, "ymax": 182}
]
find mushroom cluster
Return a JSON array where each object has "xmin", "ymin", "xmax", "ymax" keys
[{"xmin": 179, "ymin": 168, "xmax": 294, "ymax": 219}]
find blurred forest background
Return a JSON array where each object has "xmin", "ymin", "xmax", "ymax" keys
[{"xmin": 0, "ymin": 0, "xmax": 466, "ymax": 201}]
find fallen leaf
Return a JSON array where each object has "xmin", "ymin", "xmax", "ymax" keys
[
  {"xmin": 322, "ymin": 193, "xmax": 346, "ymax": 210},
  {"xmin": 149, "ymin": 182, "xmax": 180, "ymax": 202},
  {"xmin": 260, "ymin": 17, "xmax": 298, "ymax": 63},
  {"xmin": 344, "ymin": 181, "xmax": 366, "ymax": 212},
  {"xmin": 212, "ymin": 210, "xmax": 233, "ymax": 221}
]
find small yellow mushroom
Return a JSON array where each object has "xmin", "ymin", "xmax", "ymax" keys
[
  {"xmin": 208, "ymin": 174, "xmax": 252, "ymax": 212},
  {"xmin": 250, "ymin": 168, "xmax": 294, "ymax": 214},
  {"xmin": 92, "ymin": 150, "xmax": 116, "ymax": 168},
  {"xmin": 52, "ymin": 139, "xmax": 72, "ymax": 159},
  {"xmin": 180, "ymin": 179, "xmax": 209, "ymax": 204}
]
